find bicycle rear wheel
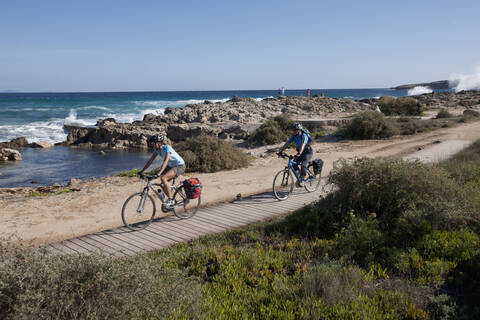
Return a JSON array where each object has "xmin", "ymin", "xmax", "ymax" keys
[
  {"xmin": 273, "ymin": 169, "xmax": 294, "ymax": 201},
  {"xmin": 172, "ymin": 187, "xmax": 201, "ymax": 219},
  {"xmin": 121, "ymin": 192, "xmax": 156, "ymax": 231},
  {"xmin": 304, "ymin": 165, "xmax": 322, "ymax": 192}
]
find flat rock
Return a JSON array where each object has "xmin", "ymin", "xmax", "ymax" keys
[{"xmin": 29, "ymin": 141, "xmax": 53, "ymax": 148}]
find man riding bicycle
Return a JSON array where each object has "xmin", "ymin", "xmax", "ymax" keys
[
  {"xmin": 138, "ymin": 133, "xmax": 185, "ymax": 208},
  {"xmin": 277, "ymin": 122, "xmax": 313, "ymax": 186}
]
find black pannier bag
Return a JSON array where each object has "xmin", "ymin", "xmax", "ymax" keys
[
  {"xmin": 312, "ymin": 159, "xmax": 324, "ymax": 175},
  {"xmin": 183, "ymin": 178, "xmax": 202, "ymax": 199}
]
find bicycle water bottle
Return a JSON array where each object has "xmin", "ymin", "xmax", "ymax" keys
[{"xmin": 158, "ymin": 189, "xmax": 167, "ymax": 201}]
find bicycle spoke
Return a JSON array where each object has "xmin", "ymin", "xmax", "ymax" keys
[{"xmin": 122, "ymin": 192, "xmax": 156, "ymax": 231}]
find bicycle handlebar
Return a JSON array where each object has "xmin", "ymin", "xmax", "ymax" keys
[
  {"xmin": 277, "ymin": 151, "xmax": 295, "ymax": 160},
  {"xmin": 137, "ymin": 172, "xmax": 159, "ymax": 180}
]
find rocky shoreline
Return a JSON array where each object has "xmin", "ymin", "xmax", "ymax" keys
[
  {"xmin": 2, "ymin": 91, "xmax": 480, "ymax": 158},
  {"xmin": 61, "ymin": 95, "xmax": 375, "ymax": 149}
]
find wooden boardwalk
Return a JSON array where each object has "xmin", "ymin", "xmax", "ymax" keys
[{"xmin": 47, "ymin": 186, "xmax": 324, "ymax": 257}]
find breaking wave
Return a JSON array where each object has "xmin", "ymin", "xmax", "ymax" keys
[{"xmin": 408, "ymin": 86, "xmax": 433, "ymax": 96}]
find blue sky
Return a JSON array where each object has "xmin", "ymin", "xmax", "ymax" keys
[{"xmin": 1, "ymin": 0, "xmax": 479, "ymax": 92}]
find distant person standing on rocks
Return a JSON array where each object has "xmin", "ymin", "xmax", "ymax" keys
[
  {"xmin": 307, "ymin": 89, "xmax": 310, "ymax": 97},
  {"xmin": 138, "ymin": 134, "xmax": 185, "ymax": 208},
  {"xmin": 277, "ymin": 122, "xmax": 313, "ymax": 186}
]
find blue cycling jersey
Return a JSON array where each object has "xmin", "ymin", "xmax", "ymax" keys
[
  {"xmin": 288, "ymin": 133, "xmax": 309, "ymax": 151},
  {"xmin": 154, "ymin": 145, "xmax": 185, "ymax": 167}
]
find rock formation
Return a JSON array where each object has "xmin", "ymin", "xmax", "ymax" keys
[
  {"xmin": 0, "ymin": 148, "xmax": 22, "ymax": 161},
  {"xmin": 62, "ymin": 95, "xmax": 374, "ymax": 149},
  {"xmin": 57, "ymin": 91, "xmax": 480, "ymax": 150}
]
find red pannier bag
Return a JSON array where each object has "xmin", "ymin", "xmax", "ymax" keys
[{"xmin": 183, "ymin": 178, "xmax": 202, "ymax": 199}]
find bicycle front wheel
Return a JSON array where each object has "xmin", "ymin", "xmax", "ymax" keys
[
  {"xmin": 172, "ymin": 187, "xmax": 201, "ymax": 219},
  {"xmin": 304, "ymin": 165, "xmax": 322, "ymax": 192},
  {"xmin": 273, "ymin": 169, "xmax": 294, "ymax": 201},
  {"xmin": 121, "ymin": 192, "xmax": 156, "ymax": 231}
]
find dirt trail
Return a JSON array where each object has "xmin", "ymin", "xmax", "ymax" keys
[{"xmin": 2, "ymin": 121, "xmax": 480, "ymax": 245}]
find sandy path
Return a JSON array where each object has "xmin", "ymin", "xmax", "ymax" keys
[{"xmin": 1, "ymin": 121, "xmax": 480, "ymax": 245}]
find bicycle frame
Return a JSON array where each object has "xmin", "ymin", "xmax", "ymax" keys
[
  {"xmin": 139, "ymin": 178, "xmax": 177, "ymax": 207},
  {"xmin": 284, "ymin": 157, "xmax": 316, "ymax": 184}
]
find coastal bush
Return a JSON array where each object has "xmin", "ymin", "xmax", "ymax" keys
[
  {"xmin": 436, "ymin": 109, "xmax": 453, "ymax": 119},
  {"xmin": 394, "ymin": 117, "xmax": 447, "ymax": 135},
  {"xmin": 175, "ymin": 136, "xmax": 251, "ymax": 173},
  {"xmin": 379, "ymin": 96, "xmax": 422, "ymax": 116},
  {"xmin": 326, "ymin": 158, "xmax": 475, "ymax": 240},
  {"xmin": 463, "ymin": 109, "xmax": 480, "ymax": 118},
  {"xmin": 340, "ymin": 111, "xmax": 398, "ymax": 139},
  {"xmin": 247, "ymin": 113, "xmax": 294, "ymax": 147},
  {"xmin": 0, "ymin": 244, "xmax": 202, "ymax": 319}
]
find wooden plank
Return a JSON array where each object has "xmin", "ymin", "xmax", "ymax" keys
[
  {"xmin": 147, "ymin": 223, "xmax": 196, "ymax": 242},
  {"xmin": 61, "ymin": 240, "xmax": 94, "ymax": 254},
  {"xmin": 225, "ymin": 203, "xmax": 276, "ymax": 218},
  {"xmin": 86, "ymin": 234, "xmax": 130, "ymax": 257},
  {"xmin": 104, "ymin": 231, "xmax": 156, "ymax": 252},
  {"xmin": 83, "ymin": 235, "xmax": 122, "ymax": 255},
  {"xmin": 119, "ymin": 230, "xmax": 166, "ymax": 251},
  {"xmin": 68, "ymin": 238, "xmax": 105, "ymax": 255},
  {"xmin": 175, "ymin": 216, "xmax": 225, "ymax": 233},
  {"xmin": 197, "ymin": 208, "xmax": 247, "ymax": 227},
  {"xmin": 206, "ymin": 206, "xmax": 258, "ymax": 224},
  {"xmin": 125, "ymin": 229, "xmax": 172, "ymax": 248},
  {"xmin": 230, "ymin": 202, "xmax": 288, "ymax": 216},
  {"xmin": 161, "ymin": 220, "xmax": 207, "ymax": 237},
  {"xmin": 189, "ymin": 214, "xmax": 233, "ymax": 229},
  {"xmin": 96, "ymin": 232, "xmax": 146, "ymax": 255},
  {"xmin": 46, "ymin": 244, "xmax": 65, "ymax": 255},
  {"xmin": 97, "ymin": 231, "xmax": 140, "ymax": 256},
  {"xmin": 50, "ymin": 242, "xmax": 77, "ymax": 255}
]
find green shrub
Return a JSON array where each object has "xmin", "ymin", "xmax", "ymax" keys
[
  {"xmin": 340, "ymin": 111, "xmax": 398, "ymax": 139},
  {"xmin": 175, "ymin": 136, "xmax": 251, "ymax": 173},
  {"xmin": 248, "ymin": 113, "xmax": 294, "ymax": 146},
  {"xmin": 427, "ymin": 294, "xmax": 457, "ymax": 320},
  {"xmin": 436, "ymin": 109, "xmax": 453, "ymax": 119},
  {"xmin": 299, "ymin": 262, "xmax": 365, "ymax": 305},
  {"xmin": 0, "ymin": 244, "xmax": 202, "ymax": 319},
  {"xmin": 333, "ymin": 216, "xmax": 387, "ymax": 267},
  {"xmin": 446, "ymin": 254, "xmax": 480, "ymax": 318},
  {"xmin": 379, "ymin": 96, "xmax": 422, "ymax": 116},
  {"xmin": 394, "ymin": 118, "xmax": 443, "ymax": 135},
  {"xmin": 463, "ymin": 109, "xmax": 480, "ymax": 118}
]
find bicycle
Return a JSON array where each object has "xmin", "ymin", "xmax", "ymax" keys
[
  {"xmin": 273, "ymin": 151, "xmax": 322, "ymax": 201},
  {"xmin": 121, "ymin": 173, "xmax": 201, "ymax": 231}
]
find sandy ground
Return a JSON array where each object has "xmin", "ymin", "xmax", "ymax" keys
[{"xmin": 2, "ymin": 119, "xmax": 480, "ymax": 245}]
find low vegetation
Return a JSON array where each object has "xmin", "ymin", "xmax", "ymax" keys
[
  {"xmin": 116, "ymin": 137, "xmax": 251, "ymax": 176},
  {"xmin": 247, "ymin": 113, "xmax": 294, "ymax": 147},
  {"xmin": 175, "ymin": 136, "xmax": 252, "ymax": 173},
  {"xmin": 378, "ymin": 96, "xmax": 422, "ymax": 116},
  {"xmin": 3, "ymin": 140, "xmax": 480, "ymax": 318},
  {"xmin": 27, "ymin": 187, "xmax": 77, "ymax": 197},
  {"xmin": 436, "ymin": 109, "xmax": 453, "ymax": 119},
  {"xmin": 339, "ymin": 110, "xmax": 478, "ymax": 139},
  {"xmin": 339, "ymin": 111, "xmax": 398, "ymax": 139},
  {"xmin": 248, "ymin": 113, "xmax": 325, "ymax": 147}
]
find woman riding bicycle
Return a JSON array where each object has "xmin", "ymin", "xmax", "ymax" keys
[
  {"xmin": 277, "ymin": 122, "xmax": 313, "ymax": 186},
  {"xmin": 138, "ymin": 133, "xmax": 185, "ymax": 209}
]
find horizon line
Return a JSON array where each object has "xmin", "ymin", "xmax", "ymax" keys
[{"xmin": 0, "ymin": 87, "xmax": 397, "ymax": 94}]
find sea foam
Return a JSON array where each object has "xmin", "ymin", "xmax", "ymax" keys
[{"xmin": 408, "ymin": 86, "xmax": 433, "ymax": 96}]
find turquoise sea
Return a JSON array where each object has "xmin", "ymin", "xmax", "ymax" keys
[{"xmin": 0, "ymin": 88, "xmax": 436, "ymax": 187}]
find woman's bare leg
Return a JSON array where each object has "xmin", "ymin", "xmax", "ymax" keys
[{"xmin": 161, "ymin": 169, "xmax": 176, "ymax": 199}]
